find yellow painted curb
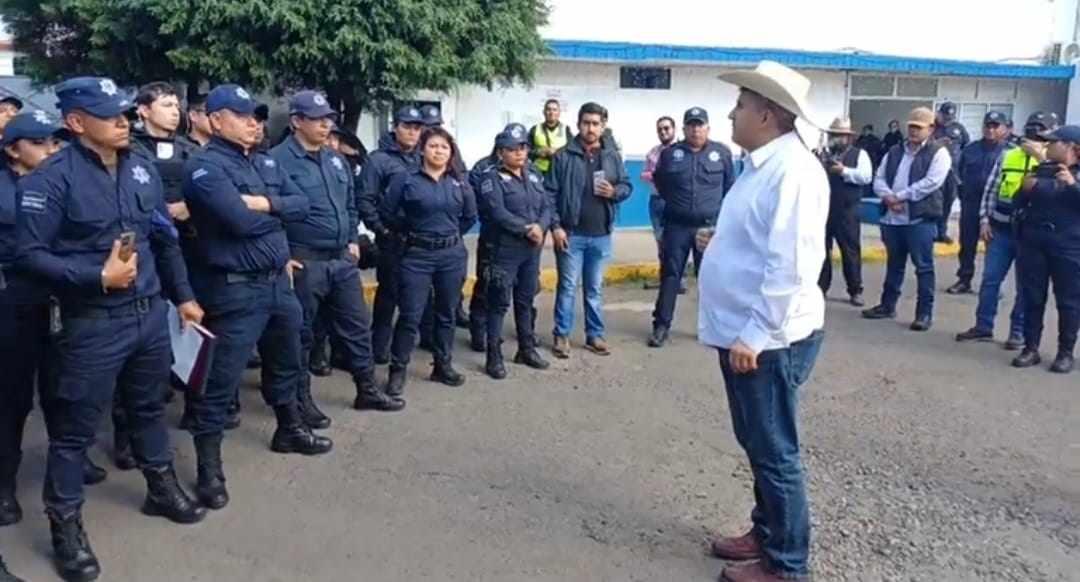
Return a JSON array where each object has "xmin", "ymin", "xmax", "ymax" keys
[{"xmin": 361, "ymin": 242, "xmax": 969, "ymax": 301}]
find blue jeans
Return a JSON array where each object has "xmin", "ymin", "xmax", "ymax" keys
[
  {"xmin": 553, "ymin": 234, "xmax": 612, "ymax": 340},
  {"xmin": 974, "ymin": 223, "xmax": 1025, "ymax": 336},
  {"xmin": 718, "ymin": 330, "xmax": 825, "ymax": 579},
  {"xmin": 880, "ymin": 222, "xmax": 937, "ymax": 318}
]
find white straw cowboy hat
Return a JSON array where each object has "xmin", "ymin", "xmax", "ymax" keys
[
  {"xmin": 718, "ymin": 61, "xmax": 823, "ymax": 129},
  {"xmin": 826, "ymin": 117, "xmax": 855, "ymax": 135}
]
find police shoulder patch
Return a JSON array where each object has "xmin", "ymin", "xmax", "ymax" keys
[
  {"xmin": 263, "ymin": 158, "xmax": 276, "ymax": 168},
  {"xmin": 528, "ymin": 173, "xmax": 540, "ymax": 183},
  {"xmin": 672, "ymin": 148, "xmax": 686, "ymax": 161},
  {"xmin": 20, "ymin": 190, "xmax": 48, "ymax": 214},
  {"xmin": 480, "ymin": 180, "xmax": 494, "ymax": 194},
  {"xmin": 499, "ymin": 173, "xmax": 512, "ymax": 182}
]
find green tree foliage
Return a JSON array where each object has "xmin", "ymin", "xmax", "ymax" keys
[{"xmin": 0, "ymin": 0, "xmax": 550, "ymax": 124}]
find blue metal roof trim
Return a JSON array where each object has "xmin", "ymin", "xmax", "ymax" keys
[{"xmin": 547, "ymin": 40, "xmax": 1075, "ymax": 80}]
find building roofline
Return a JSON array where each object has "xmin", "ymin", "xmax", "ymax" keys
[{"xmin": 546, "ymin": 40, "xmax": 1075, "ymax": 81}]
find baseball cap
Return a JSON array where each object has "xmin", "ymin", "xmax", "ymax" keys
[
  {"xmin": 684, "ymin": 107, "xmax": 709, "ymax": 125},
  {"xmin": 206, "ymin": 84, "xmax": 257, "ymax": 116},
  {"xmin": 0, "ymin": 96, "xmax": 23, "ymax": 110},
  {"xmin": 54, "ymin": 77, "xmax": 133, "ymax": 118},
  {"xmin": 907, "ymin": 107, "xmax": 935, "ymax": 129},
  {"xmin": 495, "ymin": 123, "xmax": 529, "ymax": 148},
  {"xmin": 421, "ymin": 105, "xmax": 443, "ymax": 127},
  {"xmin": 289, "ymin": 90, "xmax": 335, "ymax": 119},
  {"xmin": 1, "ymin": 110, "xmax": 62, "ymax": 147},
  {"xmin": 1025, "ymin": 111, "xmax": 1060, "ymax": 131},
  {"xmin": 393, "ymin": 105, "xmax": 424, "ymax": 125},
  {"xmin": 938, "ymin": 102, "xmax": 957, "ymax": 117},
  {"xmin": 1042, "ymin": 125, "xmax": 1080, "ymax": 144},
  {"xmin": 984, "ymin": 111, "xmax": 1009, "ymax": 126}
]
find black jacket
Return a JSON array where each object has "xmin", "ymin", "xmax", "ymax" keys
[{"xmin": 544, "ymin": 137, "xmax": 632, "ymax": 234}]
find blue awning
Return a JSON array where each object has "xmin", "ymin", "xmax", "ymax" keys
[{"xmin": 547, "ymin": 40, "xmax": 1075, "ymax": 81}]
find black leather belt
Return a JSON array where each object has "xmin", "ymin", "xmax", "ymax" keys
[
  {"xmin": 67, "ymin": 296, "xmax": 156, "ymax": 319},
  {"xmin": 225, "ymin": 270, "xmax": 280, "ymax": 284},
  {"xmin": 406, "ymin": 234, "xmax": 461, "ymax": 250},
  {"xmin": 291, "ymin": 247, "xmax": 346, "ymax": 261}
]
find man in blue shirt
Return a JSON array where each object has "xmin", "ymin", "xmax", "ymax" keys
[
  {"xmin": 18, "ymin": 77, "xmax": 207, "ymax": 581},
  {"xmin": 182, "ymin": 84, "xmax": 332, "ymax": 514},
  {"xmin": 270, "ymin": 90, "xmax": 401, "ymax": 416}
]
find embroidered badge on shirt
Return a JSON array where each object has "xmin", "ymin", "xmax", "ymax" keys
[
  {"xmin": 20, "ymin": 191, "xmax": 47, "ymax": 214},
  {"xmin": 191, "ymin": 168, "xmax": 209, "ymax": 181},
  {"xmin": 709, "ymin": 151, "xmax": 720, "ymax": 162},
  {"xmin": 673, "ymin": 149, "xmax": 685, "ymax": 161},
  {"xmin": 331, "ymin": 157, "xmax": 343, "ymax": 171},
  {"xmin": 528, "ymin": 173, "xmax": 540, "ymax": 183},
  {"xmin": 263, "ymin": 159, "xmax": 276, "ymax": 168},
  {"xmin": 132, "ymin": 165, "xmax": 151, "ymax": 185},
  {"xmin": 481, "ymin": 180, "xmax": 494, "ymax": 194}
]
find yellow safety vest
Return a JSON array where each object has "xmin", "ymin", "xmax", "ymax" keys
[
  {"xmin": 997, "ymin": 147, "xmax": 1038, "ymax": 202},
  {"xmin": 531, "ymin": 123, "xmax": 568, "ymax": 173}
]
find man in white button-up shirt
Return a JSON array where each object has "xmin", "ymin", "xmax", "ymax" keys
[{"xmin": 697, "ymin": 61, "xmax": 828, "ymax": 582}]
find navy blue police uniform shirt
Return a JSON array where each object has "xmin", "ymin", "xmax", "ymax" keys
[
  {"xmin": 357, "ymin": 136, "xmax": 420, "ymax": 236},
  {"xmin": 1, "ymin": 168, "xmax": 47, "ymax": 304},
  {"xmin": 380, "ymin": 168, "xmax": 477, "ymax": 239},
  {"xmin": 270, "ymin": 135, "xmax": 358, "ymax": 252},
  {"xmin": 653, "ymin": 140, "xmax": 735, "ymax": 226},
  {"xmin": 181, "ymin": 136, "xmax": 310, "ymax": 274},
  {"xmin": 16, "ymin": 141, "xmax": 193, "ymax": 308},
  {"xmin": 477, "ymin": 164, "xmax": 552, "ymax": 243}
]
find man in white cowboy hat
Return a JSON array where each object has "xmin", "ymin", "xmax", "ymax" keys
[
  {"xmin": 696, "ymin": 60, "xmax": 828, "ymax": 582},
  {"xmin": 817, "ymin": 116, "xmax": 872, "ymax": 307}
]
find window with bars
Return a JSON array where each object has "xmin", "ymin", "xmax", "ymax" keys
[{"xmin": 619, "ymin": 66, "xmax": 671, "ymax": 90}]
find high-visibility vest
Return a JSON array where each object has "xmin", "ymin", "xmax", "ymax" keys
[
  {"xmin": 995, "ymin": 147, "xmax": 1039, "ymax": 220},
  {"xmin": 531, "ymin": 123, "xmax": 569, "ymax": 173}
]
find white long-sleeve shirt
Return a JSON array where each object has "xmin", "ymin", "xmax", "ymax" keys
[
  {"xmin": 841, "ymin": 149, "xmax": 874, "ymax": 186},
  {"xmin": 698, "ymin": 131, "xmax": 830, "ymax": 353},
  {"xmin": 873, "ymin": 141, "xmax": 951, "ymax": 226}
]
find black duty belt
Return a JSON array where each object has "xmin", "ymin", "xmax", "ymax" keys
[
  {"xmin": 406, "ymin": 234, "xmax": 461, "ymax": 250},
  {"xmin": 291, "ymin": 247, "xmax": 346, "ymax": 261},
  {"xmin": 67, "ymin": 296, "xmax": 157, "ymax": 319},
  {"xmin": 225, "ymin": 270, "xmax": 281, "ymax": 284}
]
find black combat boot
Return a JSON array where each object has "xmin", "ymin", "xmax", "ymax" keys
[
  {"xmin": 514, "ymin": 336, "xmax": 551, "ymax": 370},
  {"xmin": 297, "ymin": 381, "xmax": 331, "ymax": 430},
  {"xmin": 0, "ymin": 454, "xmax": 21, "ymax": 526},
  {"xmin": 112, "ymin": 431, "xmax": 136, "ymax": 471},
  {"xmin": 48, "ymin": 510, "xmax": 100, "ymax": 582},
  {"xmin": 309, "ymin": 338, "xmax": 333, "ymax": 377},
  {"xmin": 81, "ymin": 456, "xmax": 107, "ymax": 486},
  {"xmin": 271, "ymin": 405, "xmax": 333, "ymax": 456},
  {"xmin": 141, "ymin": 464, "xmax": 207, "ymax": 524},
  {"xmin": 353, "ymin": 369, "xmax": 404, "ymax": 412},
  {"xmin": 194, "ymin": 433, "xmax": 229, "ymax": 510},
  {"xmin": 485, "ymin": 340, "xmax": 507, "ymax": 380},
  {"xmin": 430, "ymin": 359, "xmax": 466, "ymax": 387}
]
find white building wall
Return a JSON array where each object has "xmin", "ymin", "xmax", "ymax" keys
[{"xmin": 395, "ymin": 62, "xmax": 1067, "ymax": 166}]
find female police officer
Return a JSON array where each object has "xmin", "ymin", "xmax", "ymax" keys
[
  {"xmin": 379, "ymin": 127, "xmax": 476, "ymax": 402},
  {"xmin": 1012, "ymin": 125, "xmax": 1080, "ymax": 374},
  {"xmin": 476, "ymin": 124, "xmax": 552, "ymax": 379}
]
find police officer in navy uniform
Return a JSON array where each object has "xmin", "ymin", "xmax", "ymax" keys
[
  {"xmin": 270, "ymin": 90, "xmax": 402, "ymax": 417},
  {"xmin": 648, "ymin": 107, "xmax": 734, "ymax": 348},
  {"xmin": 182, "ymin": 84, "xmax": 331, "ymax": 513},
  {"xmin": 1011, "ymin": 125, "xmax": 1080, "ymax": 374},
  {"xmin": 18, "ymin": 77, "xmax": 207, "ymax": 581},
  {"xmin": 476, "ymin": 124, "xmax": 551, "ymax": 379},
  {"xmin": 946, "ymin": 111, "xmax": 1012, "ymax": 295},
  {"xmin": 359, "ymin": 106, "xmax": 423, "ymax": 364},
  {"xmin": 467, "ymin": 129, "xmax": 509, "ymax": 352},
  {"xmin": 379, "ymin": 127, "xmax": 477, "ymax": 400},
  {"xmin": 933, "ymin": 101, "xmax": 970, "ymax": 244},
  {"xmin": 1, "ymin": 111, "xmax": 110, "ymax": 531}
]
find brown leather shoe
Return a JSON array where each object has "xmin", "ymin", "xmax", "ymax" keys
[
  {"xmin": 585, "ymin": 337, "xmax": 611, "ymax": 356},
  {"xmin": 710, "ymin": 531, "xmax": 763, "ymax": 561},
  {"xmin": 552, "ymin": 336, "xmax": 570, "ymax": 359},
  {"xmin": 721, "ymin": 561, "xmax": 804, "ymax": 582}
]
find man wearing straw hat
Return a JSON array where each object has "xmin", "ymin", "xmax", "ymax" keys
[
  {"xmin": 817, "ymin": 117, "xmax": 872, "ymax": 307},
  {"xmin": 696, "ymin": 61, "xmax": 829, "ymax": 582}
]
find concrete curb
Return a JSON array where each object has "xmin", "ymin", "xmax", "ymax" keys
[{"xmin": 361, "ymin": 241, "xmax": 967, "ymax": 302}]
